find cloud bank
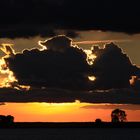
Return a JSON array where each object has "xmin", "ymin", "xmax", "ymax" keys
[
  {"xmin": 0, "ymin": 35, "xmax": 140, "ymax": 104},
  {"xmin": 81, "ymin": 104, "xmax": 140, "ymax": 110},
  {"xmin": 0, "ymin": 0, "xmax": 140, "ymax": 38},
  {"xmin": 0, "ymin": 88, "xmax": 140, "ymax": 104},
  {"xmin": 2, "ymin": 35, "xmax": 140, "ymax": 90}
]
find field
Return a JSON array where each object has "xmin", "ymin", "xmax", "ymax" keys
[
  {"xmin": 0, "ymin": 128, "xmax": 140, "ymax": 140},
  {"xmin": 0, "ymin": 122, "xmax": 140, "ymax": 140}
]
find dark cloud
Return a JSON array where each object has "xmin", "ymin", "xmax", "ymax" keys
[
  {"xmin": 0, "ymin": 25, "xmax": 79, "ymax": 39},
  {"xmin": 1, "ymin": 36, "xmax": 140, "ymax": 103},
  {"xmin": 81, "ymin": 104, "xmax": 140, "ymax": 110},
  {"xmin": 92, "ymin": 43, "xmax": 140, "ymax": 89},
  {"xmin": 3, "ymin": 36, "xmax": 140, "ymax": 90},
  {"xmin": 4, "ymin": 35, "xmax": 91, "ymax": 90},
  {"xmin": 65, "ymin": 31, "xmax": 79, "ymax": 38},
  {"xmin": 0, "ymin": 0, "xmax": 139, "ymax": 38},
  {"xmin": 0, "ymin": 88, "xmax": 140, "ymax": 104},
  {"xmin": 0, "ymin": 25, "xmax": 56, "ymax": 39}
]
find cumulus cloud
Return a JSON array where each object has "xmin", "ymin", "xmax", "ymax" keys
[
  {"xmin": 4, "ymin": 35, "xmax": 91, "ymax": 90},
  {"xmin": 2, "ymin": 36, "xmax": 140, "ymax": 91},
  {"xmin": 39, "ymin": 35, "xmax": 72, "ymax": 52},
  {"xmin": 92, "ymin": 43, "xmax": 140, "ymax": 89}
]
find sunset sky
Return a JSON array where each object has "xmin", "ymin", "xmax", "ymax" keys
[
  {"xmin": 0, "ymin": 102, "xmax": 140, "ymax": 122},
  {"xmin": 0, "ymin": 0, "xmax": 140, "ymax": 122}
]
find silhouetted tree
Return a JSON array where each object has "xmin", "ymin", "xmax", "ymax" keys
[
  {"xmin": 0, "ymin": 115, "xmax": 14, "ymax": 126},
  {"xmin": 6, "ymin": 115, "xmax": 14, "ymax": 124},
  {"xmin": 111, "ymin": 109, "xmax": 127, "ymax": 122},
  {"xmin": 0, "ymin": 115, "xmax": 7, "ymax": 123}
]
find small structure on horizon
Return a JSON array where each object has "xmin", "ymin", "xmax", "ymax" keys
[{"xmin": 95, "ymin": 118, "xmax": 102, "ymax": 123}]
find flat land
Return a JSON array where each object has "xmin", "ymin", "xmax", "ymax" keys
[
  {"xmin": 0, "ymin": 128, "xmax": 140, "ymax": 140},
  {"xmin": 0, "ymin": 122, "xmax": 140, "ymax": 140}
]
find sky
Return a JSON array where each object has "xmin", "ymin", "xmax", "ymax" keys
[
  {"xmin": 0, "ymin": 0, "xmax": 140, "ymax": 122},
  {"xmin": 1, "ymin": 30, "xmax": 140, "ymax": 65},
  {"xmin": 0, "ymin": 102, "xmax": 140, "ymax": 122}
]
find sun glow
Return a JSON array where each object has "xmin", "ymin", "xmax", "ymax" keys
[
  {"xmin": 38, "ymin": 40, "xmax": 47, "ymax": 50},
  {"xmin": 74, "ymin": 39, "xmax": 131, "ymax": 45},
  {"xmin": 0, "ymin": 102, "xmax": 101, "ymax": 122},
  {"xmin": 88, "ymin": 76, "xmax": 96, "ymax": 81},
  {"xmin": 38, "ymin": 100, "xmax": 81, "ymax": 113},
  {"xmin": 0, "ymin": 44, "xmax": 30, "ymax": 90},
  {"xmin": 0, "ymin": 102, "xmax": 139, "ymax": 122},
  {"xmin": 84, "ymin": 49, "xmax": 96, "ymax": 65},
  {"xmin": 0, "ymin": 43, "xmax": 15, "ymax": 55},
  {"xmin": 130, "ymin": 76, "xmax": 138, "ymax": 85},
  {"xmin": 0, "ymin": 57, "xmax": 17, "ymax": 88}
]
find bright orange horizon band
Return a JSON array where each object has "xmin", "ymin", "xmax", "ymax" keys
[{"xmin": 0, "ymin": 102, "xmax": 139, "ymax": 122}]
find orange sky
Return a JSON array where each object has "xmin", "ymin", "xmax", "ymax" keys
[{"xmin": 0, "ymin": 102, "xmax": 140, "ymax": 122}]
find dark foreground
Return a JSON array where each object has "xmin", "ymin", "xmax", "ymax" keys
[
  {"xmin": 1, "ymin": 122, "xmax": 140, "ymax": 128},
  {"xmin": 0, "ymin": 128, "xmax": 140, "ymax": 140},
  {"xmin": 0, "ymin": 122, "xmax": 140, "ymax": 140}
]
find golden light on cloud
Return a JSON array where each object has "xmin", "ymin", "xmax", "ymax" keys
[
  {"xmin": 84, "ymin": 49, "xmax": 96, "ymax": 65},
  {"xmin": 38, "ymin": 100, "xmax": 81, "ymax": 114},
  {"xmin": 0, "ymin": 57, "xmax": 17, "ymax": 88},
  {"xmin": 0, "ymin": 44, "xmax": 30, "ymax": 90},
  {"xmin": 38, "ymin": 40, "xmax": 47, "ymax": 50},
  {"xmin": 0, "ymin": 43, "xmax": 15, "ymax": 56},
  {"xmin": 0, "ymin": 44, "xmax": 18, "ymax": 88},
  {"xmin": 88, "ymin": 76, "xmax": 96, "ymax": 81},
  {"xmin": 74, "ymin": 39, "xmax": 131, "ymax": 45},
  {"xmin": 129, "ymin": 76, "xmax": 138, "ymax": 85}
]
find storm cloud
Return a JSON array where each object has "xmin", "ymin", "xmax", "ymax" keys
[
  {"xmin": 4, "ymin": 35, "xmax": 91, "ymax": 90},
  {"xmin": 0, "ymin": 35, "xmax": 139, "ymax": 103},
  {"xmin": 0, "ymin": 0, "xmax": 140, "ymax": 38},
  {"xmin": 92, "ymin": 43, "xmax": 140, "ymax": 89},
  {"xmin": 0, "ymin": 25, "xmax": 56, "ymax": 39},
  {"xmin": 2, "ymin": 35, "xmax": 140, "ymax": 91}
]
